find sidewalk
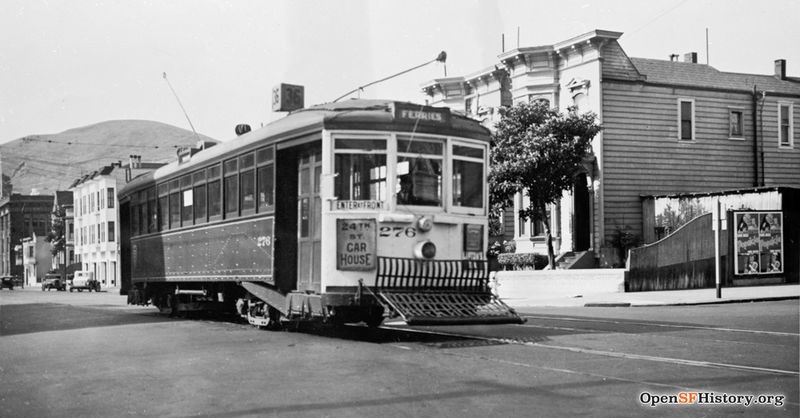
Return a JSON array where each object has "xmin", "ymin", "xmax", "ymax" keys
[{"xmin": 504, "ymin": 283, "xmax": 800, "ymax": 309}]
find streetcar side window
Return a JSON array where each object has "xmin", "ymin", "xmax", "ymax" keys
[
  {"xmin": 147, "ymin": 188, "xmax": 157, "ymax": 233},
  {"xmin": 334, "ymin": 138, "xmax": 387, "ymax": 201},
  {"xmin": 169, "ymin": 179, "xmax": 181, "ymax": 229},
  {"xmin": 207, "ymin": 165, "xmax": 222, "ymax": 220},
  {"xmin": 223, "ymin": 158, "xmax": 239, "ymax": 218},
  {"xmin": 397, "ymin": 137, "xmax": 443, "ymax": 206},
  {"xmin": 193, "ymin": 170, "xmax": 206, "ymax": 224},
  {"xmin": 240, "ymin": 153, "xmax": 256, "ymax": 213},
  {"xmin": 138, "ymin": 190, "xmax": 148, "ymax": 234},
  {"xmin": 257, "ymin": 164, "xmax": 274, "ymax": 212},
  {"xmin": 180, "ymin": 175, "xmax": 193, "ymax": 226},
  {"xmin": 158, "ymin": 183, "xmax": 169, "ymax": 231},
  {"xmin": 131, "ymin": 193, "xmax": 140, "ymax": 237},
  {"xmin": 256, "ymin": 146, "xmax": 274, "ymax": 213},
  {"xmin": 452, "ymin": 145, "xmax": 484, "ymax": 209}
]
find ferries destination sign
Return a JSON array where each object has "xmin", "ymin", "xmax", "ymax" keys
[{"xmin": 393, "ymin": 102, "xmax": 450, "ymax": 126}]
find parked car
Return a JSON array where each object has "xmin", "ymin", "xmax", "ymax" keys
[
  {"xmin": 69, "ymin": 271, "xmax": 101, "ymax": 292},
  {"xmin": 42, "ymin": 273, "xmax": 66, "ymax": 291},
  {"xmin": 0, "ymin": 276, "xmax": 15, "ymax": 290}
]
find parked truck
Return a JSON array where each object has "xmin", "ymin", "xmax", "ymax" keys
[{"xmin": 42, "ymin": 273, "xmax": 66, "ymax": 291}]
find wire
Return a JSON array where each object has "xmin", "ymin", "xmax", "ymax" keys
[
  {"xmin": 20, "ymin": 136, "xmax": 184, "ymax": 149},
  {"xmin": 625, "ymin": 0, "xmax": 690, "ymax": 38},
  {"xmin": 333, "ymin": 52, "xmax": 447, "ymax": 102}
]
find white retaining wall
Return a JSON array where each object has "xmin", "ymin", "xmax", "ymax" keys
[{"xmin": 492, "ymin": 269, "xmax": 626, "ymax": 305}]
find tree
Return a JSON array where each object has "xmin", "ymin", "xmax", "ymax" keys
[
  {"xmin": 45, "ymin": 205, "xmax": 66, "ymax": 276},
  {"xmin": 489, "ymin": 101, "xmax": 601, "ymax": 268}
]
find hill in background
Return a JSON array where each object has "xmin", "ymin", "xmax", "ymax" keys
[{"xmin": 0, "ymin": 120, "xmax": 218, "ymax": 196}]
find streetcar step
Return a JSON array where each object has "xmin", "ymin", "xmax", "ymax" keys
[{"xmin": 376, "ymin": 291, "xmax": 525, "ymax": 325}]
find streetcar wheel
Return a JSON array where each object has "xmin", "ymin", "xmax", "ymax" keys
[
  {"xmin": 365, "ymin": 315, "xmax": 384, "ymax": 328},
  {"xmin": 267, "ymin": 306, "xmax": 283, "ymax": 330}
]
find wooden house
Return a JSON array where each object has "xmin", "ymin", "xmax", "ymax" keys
[{"xmin": 422, "ymin": 29, "xmax": 800, "ymax": 267}]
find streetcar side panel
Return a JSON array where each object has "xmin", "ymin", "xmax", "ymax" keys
[{"xmin": 130, "ymin": 217, "xmax": 274, "ymax": 283}]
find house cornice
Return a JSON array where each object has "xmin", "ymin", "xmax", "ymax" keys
[{"xmin": 603, "ymin": 77, "xmax": 800, "ymax": 99}]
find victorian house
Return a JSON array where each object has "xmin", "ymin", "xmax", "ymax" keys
[{"xmin": 422, "ymin": 29, "xmax": 800, "ymax": 268}]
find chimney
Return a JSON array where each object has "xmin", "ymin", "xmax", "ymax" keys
[
  {"xmin": 775, "ymin": 59, "xmax": 786, "ymax": 80},
  {"xmin": 669, "ymin": 54, "xmax": 679, "ymax": 62},
  {"xmin": 684, "ymin": 52, "xmax": 698, "ymax": 63},
  {"xmin": 129, "ymin": 155, "xmax": 141, "ymax": 169}
]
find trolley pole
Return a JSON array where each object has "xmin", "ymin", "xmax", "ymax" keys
[{"xmin": 714, "ymin": 199, "xmax": 722, "ymax": 299}]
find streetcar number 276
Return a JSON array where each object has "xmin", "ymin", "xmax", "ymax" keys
[{"xmin": 379, "ymin": 226, "xmax": 417, "ymax": 238}]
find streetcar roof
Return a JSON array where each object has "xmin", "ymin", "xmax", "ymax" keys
[{"xmin": 121, "ymin": 99, "xmax": 490, "ymax": 196}]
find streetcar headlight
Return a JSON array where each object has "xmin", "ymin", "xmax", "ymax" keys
[
  {"xmin": 417, "ymin": 216, "xmax": 433, "ymax": 232},
  {"xmin": 413, "ymin": 240, "xmax": 437, "ymax": 259}
]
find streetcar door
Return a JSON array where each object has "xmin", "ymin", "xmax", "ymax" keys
[{"xmin": 297, "ymin": 148, "xmax": 322, "ymax": 293}]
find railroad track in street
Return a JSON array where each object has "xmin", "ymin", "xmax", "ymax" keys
[{"xmin": 377, "ymin": 324, "xmax": 799, "ymax": 378}]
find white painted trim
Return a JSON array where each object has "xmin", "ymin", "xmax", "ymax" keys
[
  {"xmin": 677, "ymin": 97, "xmax": 695, "ymax": 141},
  {"xmin": 777, "ymin": 101, "xmax": 795, "ymax": 149}
]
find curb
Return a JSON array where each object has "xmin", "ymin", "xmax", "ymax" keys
[{"xmin": 584, "ymin": 295, "xmax": 799, "ymax": 308}]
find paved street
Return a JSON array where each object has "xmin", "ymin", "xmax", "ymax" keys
[{"xmin": 1, "ymin": 289, "xmax": 797, "ymax": 417}]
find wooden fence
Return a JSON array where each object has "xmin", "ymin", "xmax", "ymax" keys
[{"xmin": 626, "ymin": 213, "xmax": 728, "ymax": 291}]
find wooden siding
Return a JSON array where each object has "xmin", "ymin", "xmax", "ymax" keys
[
  {"xmin": 601, "ymin": 80, "xmax": 800, "ymax": 246},
  {"xmin": 600, "ymin": 40, "xmax": 641, "ymax": 81},
  {"xmin": 761, "ymin": 102, "xmax": 800, "ymax": 186}
]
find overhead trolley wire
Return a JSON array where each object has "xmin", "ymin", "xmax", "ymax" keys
[{"xmin": 19, "ymin": 136, "xmax": 187, "ymax": 149}]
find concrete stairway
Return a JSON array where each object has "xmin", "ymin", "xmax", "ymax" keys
[{"xmin": 556, "ymin": 250, "xmax": 596, "ymax": 269}]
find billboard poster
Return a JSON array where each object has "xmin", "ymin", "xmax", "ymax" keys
[{"xmin": 734, "ymin": 211, "xmax": 783, "ymax": 275}]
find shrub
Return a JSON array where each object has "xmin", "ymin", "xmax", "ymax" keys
[
  {"xmin": 497, "ymin": 253, "xmax": 549, "ymax": 270},
  {"xmin": 486, "ymin": 241, "xmax": 503, "ymax": 258}
]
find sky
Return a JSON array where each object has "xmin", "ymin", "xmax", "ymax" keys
[{"xmin": 1, "ymin": 0, "xmax": 798, "ymax": 144}]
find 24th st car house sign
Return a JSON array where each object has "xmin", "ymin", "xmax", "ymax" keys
[{"xmin": 336, "ymin": 219, "xmax": 377, "ymax": 271}]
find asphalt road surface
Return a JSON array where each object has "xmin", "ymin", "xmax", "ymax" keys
[{"xmin": 1, "ymin": 289, "xmax": 797, "ymax": 417}]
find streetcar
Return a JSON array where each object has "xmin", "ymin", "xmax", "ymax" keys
[{"xmin": 120, "ymin": 98, "xmax": 523, "ymax": 327}]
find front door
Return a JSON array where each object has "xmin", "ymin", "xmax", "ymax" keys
[
  {"xmin": 297, "ymin": 148, "xmax": 322, "ymax": 293},
  {"xmin": 574, "ymin": 173, "xmax": 591, "ymax": 251}
]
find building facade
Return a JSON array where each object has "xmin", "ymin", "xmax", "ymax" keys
[
  {"xmin": 0, "ymin": 194, "xmax": 53, "ymax": 278},
  {"xmin": 22, "ymin": 233, "xmax": 50, "ymax": 286},
  {"xmin": 422, "ymin": 29, "xmax": 800, "ymax": 267},
  {"xmin": 72, "ymin": 165, "xmax": 123, "ymax": 290},
  {"xmin": 71, "ymin": 157, "xmax": 166, "ymax": 291}
]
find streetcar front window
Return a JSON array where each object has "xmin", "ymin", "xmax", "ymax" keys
[
  {"xmin": 334, "ymin": 138, "xmax": 387, "ymax": 201},
  {"xmin": 452, "ymin": 145, "xmax": 484, "ymax": 209},
  {"xmin": 397, "ymin": 138, "xmax": 442, "ymax": 206}
]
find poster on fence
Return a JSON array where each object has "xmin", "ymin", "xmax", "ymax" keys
[{"xmin": 734, "ymin": 211, "xmax": 783, "ymax": 275}]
